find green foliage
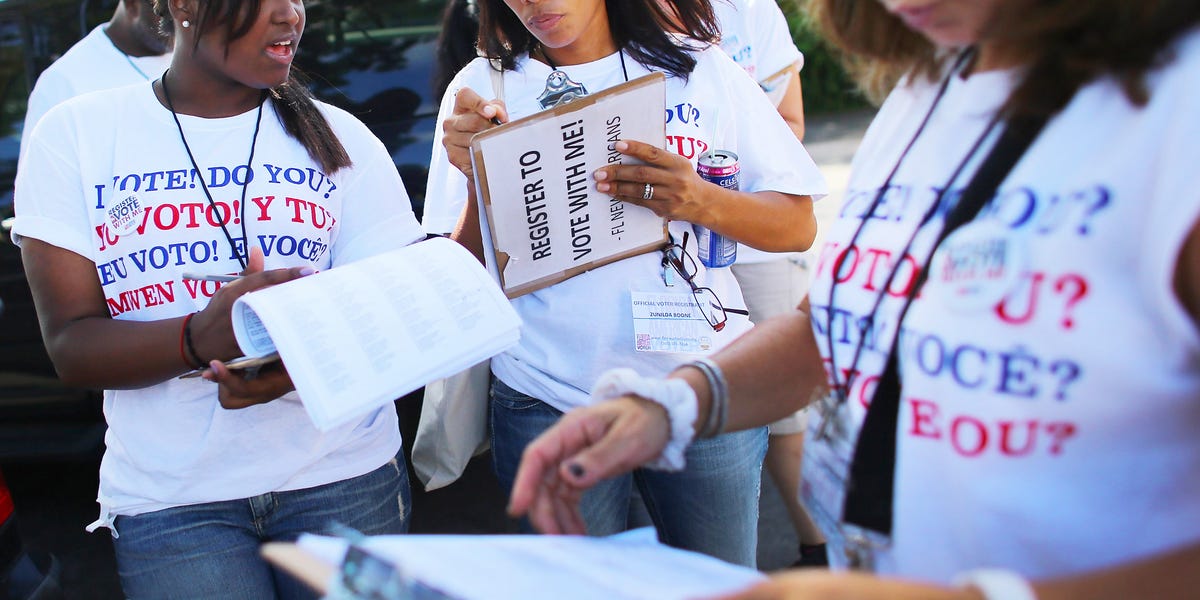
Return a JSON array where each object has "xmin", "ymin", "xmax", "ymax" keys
[{"xmin": 776, "ymin": 0, "xmax": 868, "ymax": 114}]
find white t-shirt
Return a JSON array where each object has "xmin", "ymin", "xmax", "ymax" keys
[
  {"xmin": 714, "ymin": 0, "xmax": 804, "ymax": 95},
  {"xmin": 21, "ymin": 24, "xmax": 172, "ymax": 159},
  {"xmin": 805, "ymin": 28, "xmax": 1200, "ymax": 581},
  {"xmin": 714, "ymin": 0, "xmax": 807, "ymax": 265},
  {"xmin": 13, "ymin": 82, "xmax": 424, "ymax": 528},
  {"xmin": 425, "ymin": 47, "xmax": 825, "ymax": 411}
]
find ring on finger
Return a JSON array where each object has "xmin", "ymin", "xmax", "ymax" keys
[{"xmin": 643, "ymin": 182, "xmax": 655, "ymax": 201}]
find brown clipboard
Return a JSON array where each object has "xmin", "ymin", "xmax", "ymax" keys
[{"xmin": 470, "ymin": 72, "xmax": 670, "ymax": 299}]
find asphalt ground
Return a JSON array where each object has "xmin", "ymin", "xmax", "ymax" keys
[{"xmin": 0, "ymin": 107, "xmax": 874, "ymax": 599}]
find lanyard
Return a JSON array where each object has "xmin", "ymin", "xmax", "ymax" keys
[{"xmin": 840, "ymin": 111, "xmax": 1053, "ymax": 537}]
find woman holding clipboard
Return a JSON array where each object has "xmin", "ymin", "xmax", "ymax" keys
[
  {"xmin": 12, "ymin": 0, "xmax": 423, "ymax": 596},
  {"xmin": 424, "ymin": 0, "xmax": 825, "ymax": 567}
]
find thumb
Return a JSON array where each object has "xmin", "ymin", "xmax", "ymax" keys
[{"xmin": 243, "ymin": 246, "xmax": 265, "ymax": 275}]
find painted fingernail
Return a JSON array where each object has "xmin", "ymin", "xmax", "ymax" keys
[
  {"xmin": 615, "ymin": 141, "xmax": 628, "ymax": 151},
  {"xmin": 568, "ymin": 463, "xmax": 586, "ymax": 479},
  {"xmin": 593, "ymin": 170, "xmax": 608, "ymax": 181},
  {"xmin": 596, "ymin": 182, "xmax": 610, "ymax": 193},
  {"xmin": 299, "ymin": 267, "xmax": 316, "ymax": 276}
]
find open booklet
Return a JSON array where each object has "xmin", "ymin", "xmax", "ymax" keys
[
  {"xmin": 262, "ymin": 527, "xmax": 765, "ymax": 599},
  {"xmin": 470, "ymin": 72, "xmax": 670, "ymax": 298},
  {"xmin": 229, "ymin": 237, "xmax": 521, "ymax": 430}
]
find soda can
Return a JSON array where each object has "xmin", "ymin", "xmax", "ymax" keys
[{"xmin": 694, "ymin": 150, "xmax": 740, "ymax": 268}]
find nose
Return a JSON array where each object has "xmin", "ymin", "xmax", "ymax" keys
[{"xmin": 271, "ymin": 0, "xmax": 304, "ymax": 25}]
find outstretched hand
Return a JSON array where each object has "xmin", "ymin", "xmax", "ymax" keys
[
  {"xmin": 508, "ymin": 396, "xmax": 672, "ymax": 534},
  {"xmin": 713, "ymin": 570, "xmax": 972, "ymax": 600}
]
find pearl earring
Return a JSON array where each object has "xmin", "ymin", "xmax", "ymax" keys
[{"xmin": 181, "ymin": 20, "xmax": 190, "ymax": 28}]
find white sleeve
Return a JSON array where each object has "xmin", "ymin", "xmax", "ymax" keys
[
  {"xmin": 422, "ymin": 59, "xmax": 493, "ymax": 235},
  {"xmin": 328, "ymin": 131, "xmax": 425, "ymax": 267},
  {"xmin": 12, "ymin": 105, "xmax": 95, "ymax": 259},
  {"xmin": 20, "ymin": 69, "xmax": 76, "ymax": 161},
  {"xmin": 710, "ymin": 52, "xmax": 826, "ymax": 199},
  {"xmin": 745, "ymin": 0, "xmax": 804, "ymax": 78}
]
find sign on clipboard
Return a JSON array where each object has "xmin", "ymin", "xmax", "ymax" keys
[{"xmin": 469, "ymin": 72, "xmax": 669, "ymax": 298}]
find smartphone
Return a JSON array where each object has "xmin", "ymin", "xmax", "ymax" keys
[{"xmin": 178, "ymin": 352, "xmax": 281, "ymax": 379}]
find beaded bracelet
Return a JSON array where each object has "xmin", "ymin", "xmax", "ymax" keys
[{"xmin": 182, "ymin": 312, "xmax": 206, "ymax": 369}]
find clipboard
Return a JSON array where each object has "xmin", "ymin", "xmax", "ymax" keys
[
  {"xmin": 470, "ymin": 72, "xmax": 670, "ymax": 299},
  {"xmin": 758, "ymin": 61, "xmax": 798, "ymax": 107}
]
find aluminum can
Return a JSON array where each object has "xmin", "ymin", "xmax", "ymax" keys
[{"xmin": 694, "ymin": 150, "xmax": 740, "ymax": 268}]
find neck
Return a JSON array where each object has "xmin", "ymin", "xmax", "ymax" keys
[
  {"xmin": 104, "ymin": 8, "xmax": 161, "ymax": 58},
  {"xmin": 542, "ymin": 40, "xmax": 618, "ymax": 68},
  {"xmin": 971, "ymin": 43, "xmax": 1025, "ymax": 74},
  {"xmin": 156, "ymin": 67, "xmax": 267, "ymax": 118}
]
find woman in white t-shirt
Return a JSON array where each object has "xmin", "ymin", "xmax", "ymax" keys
[
  {"xmin": 426, "ymin": 0, "xmax": 825, "ymax": 567},
  {"xmin": 13, "ymin": 0, "xmax": 423, "ymax": 597},
  {"xmin": 508, "ymin": 0, "xmax": 1200, "ymax": 598}
]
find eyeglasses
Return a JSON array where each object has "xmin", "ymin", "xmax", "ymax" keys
[{"xmin": 661, "ymin": 231, "xmax": 749, "ymax": 332}]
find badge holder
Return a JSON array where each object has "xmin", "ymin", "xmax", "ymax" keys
[{"xmin": 324, "ymin": 525, "xmax": 454, "ymax": 600}]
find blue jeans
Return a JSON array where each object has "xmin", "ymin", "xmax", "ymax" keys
[
  {"xmin": 490, "ymin": 377, "xmax": 767, "ymax": 567},
  {"xmin": 113, "ymin": 453, "xmax": 411, "ymax": 600}
]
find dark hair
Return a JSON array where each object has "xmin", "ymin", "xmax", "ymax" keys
[
  {"xmin": 153, "ymin": 0, "xmax": 351, "ymax": 174},
  {"xmin": 808, "ymin": 0, "xmax": 1200, "ymax": 117},
  {"xmin": 476, "ymin": 0, "xmax": 719, "ymax": 79},
  {"xmin": 433, "ymin": 0, "xmax": 482, "ymax": 100}
]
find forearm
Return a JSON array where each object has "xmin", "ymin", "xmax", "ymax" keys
[
  {"xmin": 43, "ymin": 315, "xmax": 194, "ymax": 389},
  {"xmin": 450, "ymin": 182, "xmax": 486, "ymax": 264},
  {"xmin": 700, "ymin": 188, "xmax": 816, "ymax": 252},
  {"xmin": 670, "ymin": 301, "xmax": 825, "ymax": 435},
  {"xmin": 1033, "ymin": 543, "xmax": 1200, "ymax": 600}
]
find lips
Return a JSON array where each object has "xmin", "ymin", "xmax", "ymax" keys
[
  {"xmin": 265, "ymin": 38, "xmax": 296, "ymax": 63},
  {"xmin": 893, "ymin": 3, "xmax": 937, "ymax": 30},
  {"xmin": 528, "ymin": 13, "xmax": 563, "ymax": 33}
]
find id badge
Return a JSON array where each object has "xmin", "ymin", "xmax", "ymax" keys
[
  {"xmin": 927, "ymin": 220, "xmax": 1027, "ymax": 312},
  {"xmin": 630, "ymin": 290, "xmax": 714, "ymax": 354}
]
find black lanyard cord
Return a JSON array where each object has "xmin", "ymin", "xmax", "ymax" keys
[
  {"xmin": 823, "ymin": 50, "xmax": 977, "ymax": 407},
  {"xmin": 161, "ymin": 70, "xmax": 266, "ymax": 271}
]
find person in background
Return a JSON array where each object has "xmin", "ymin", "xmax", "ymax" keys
[
  {"xmin": 432, "ymin": 0, "xmax": 481, "ymax": 101},
  {"xmin": 20, "ymin": 0, "xmax": 172, "ymax": 158},
  {"xmin": 710, "ymin": 0, "xmax": 827, "ymax": 568},
  {"xmin": 509, "ymin": 0, "xmax": 1200, "ymax": 598},
  {"xmin": 426, "ymin": 0, "xmax": 825, "ymax": 568},
  {"xmin": 12, "ymin": 0, "xmax": 424, "ymax": 596}
]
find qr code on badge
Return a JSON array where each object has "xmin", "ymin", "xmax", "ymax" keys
[{"xmin": 636, "ymin": 334, "xmax": 651, "ymax": 351}]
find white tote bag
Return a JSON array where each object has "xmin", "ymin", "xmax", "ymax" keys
[
  {"xmin": 411, "ymin": 358, "xmax": 491, "ymax": 491},
  {"xmin": 411, "ymin": 64, "xmax": 506, "ymax": 491}
]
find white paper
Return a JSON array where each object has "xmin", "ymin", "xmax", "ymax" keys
[
  {"xmin": 297, "ymin": 528, "xmax": 764, "ymax": 600},
  {"xmin": 230, "ymin": 238, "xmax": 521, "ymax": 430},
  {"xmin": 472, "ymin": 73, "xmax": 669, "ymax": 297}
]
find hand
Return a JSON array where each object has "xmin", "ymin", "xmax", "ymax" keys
[
  {"xmin": 202, "ymin": 359, "xmax": 295, "ymax": 409},
  {"xmin": 714, "ymin": 570, "xmax": 973, "ymax": 600},
  {"xmin": 508, "ymin": 395, "xmax": 672, "ymax": 534},
  {"xmin": 189, "ymin": 247, "xmax": 314, "ymax": 362},
  {"xmin": 443, "ymin": 86, "xmax": 508, "ymax": 181},
  {"xmin": 592, "ymin": 140, "xmax": 715, "ymax": 224}
]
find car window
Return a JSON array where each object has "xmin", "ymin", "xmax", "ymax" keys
[{"xmin": 299, "ymin": 0, "xmax": 447, "ymax": 219}]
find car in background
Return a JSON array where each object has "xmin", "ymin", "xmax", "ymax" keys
[{"xmin": 0, "ymin": 0, "xmax": 447, "ymax": 460}]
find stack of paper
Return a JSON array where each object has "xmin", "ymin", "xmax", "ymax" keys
[
  {"xmin": 273, "ymin": 528, "xmax": 764, "ymax": 599},
  {"xmin": 231, "ymin": 237, "xmax": 521, "ymax": 430}
]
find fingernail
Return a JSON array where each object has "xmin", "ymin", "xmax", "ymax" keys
[
  {"xmin": 596, "ymin": 182, "xmax": 610, "ymax": 193},
  {"xmin": 593, "ymin": 170, "xmax": 608, "ymax": 181},
  {"xmin": 568, "ymin": 463, "xmax": 586, "ymax": 479},
  {"xmin": 615, "ymin": 141, "xmax": 628, "ymax": 151},
  {"xmin": 483, "ymin": 105, "xmax": 496, "ymax": 117},
  {"xmin": 299, "ymin": 267, "xmax": 316, "ymax": 276}
]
